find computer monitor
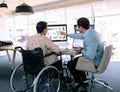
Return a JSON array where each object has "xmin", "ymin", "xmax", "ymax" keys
[
  {"xmin": 74, "ymin": 25, "xmax": 79, "ymax": 33},
  {"xmin": 72, "ymin": 38, "xmax": 83, "ymax": 50},
  {"xmin": 74, "ymin": 24, "xmax": 94, "ymax": 33},
  {"xmin": 46, "ymin": 24, "xmax": 67, "ymax": 42}
]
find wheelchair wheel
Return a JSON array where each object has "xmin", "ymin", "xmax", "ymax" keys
[
  {"xmin": 60, "ymin": 82, "xmax": 70, "ymax": 92},
  {"xmin": 33, "ymin": 66, "xmax": 60, "ymax": 92},
  {"xmin": 10, "ymin": 64, "xmax": 34, "ymax": 92}
]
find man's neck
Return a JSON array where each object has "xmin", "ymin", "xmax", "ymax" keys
[
  {"xmin": 39, "ymin": 32, "xmax": 45, "ymax": 36},
  {"xmin": 82, "ymin": 29, "xmax": 88, "ymax": 34}
]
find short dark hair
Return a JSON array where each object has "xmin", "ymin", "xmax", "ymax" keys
[
  {"xmin": 36, "ymin": 21, "xmax": 47, "ymax": 33},
  {"xmin": 77, "ymin": 17, "xmax": 90, "ymax": 29}
]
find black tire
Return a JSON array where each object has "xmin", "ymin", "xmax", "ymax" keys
[
  {"xmin": 33, "ymin": 66, "xmax": 60, "ymax": 92},
  {"xmin": 10, "ymin": 64, "xmax": 34, "ymax": 92}
]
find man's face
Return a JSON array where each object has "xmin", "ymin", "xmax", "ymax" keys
[
  {"xmin": 77, "ymin": 25, "xmax": 83, "ymax": 33},
  {"xmin": 43, "ymin": 28, "xmax": 48, "ymax": 35}
]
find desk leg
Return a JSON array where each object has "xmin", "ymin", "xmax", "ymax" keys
[
  {"xmin": 70, "ymin": 55, "xmax": 74, "ymax": 60},
  {"xmin": 6, "ymin": 50, "xmax": 11, "ymax": 62},
  {"xmin": 11, "ymin": 50, "xmax": 16, "ymax": 70}
]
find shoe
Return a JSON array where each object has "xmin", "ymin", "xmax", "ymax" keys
[
  {"xmin": 78, "ymin": 85, "xmax": 87, "ymax": 92},
  {"xmin": 60, "ymin": 82, "xmax": 69, "ymax": 91},
  {"xmin": 72, "ymin": 83, "xmax": 87, "ymax": 92},
  {"xmin": 83, "ymin": 82, "xmax": 89, "ymax": 87},
  {"xmin": 72, "ymin": 83, "xmax": 79, "ymax": 92},
  {"xmin": 65, "ymin": 77, "xmax": 73, "ymax": 83}
]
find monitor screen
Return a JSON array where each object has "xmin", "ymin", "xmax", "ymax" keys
[
  {"xmin": 46, "ymin": 24, "xmax": 67, "ymax": 42},
  {"xmin": 74, "ymin": 25, "xmax": 79, "ymax": 33},
  {"xmin": 72, "ymin": 39, "xmax": 83, "ymax": 50},
  {"xmin": 74, "ymin": 24, "xmax": 94, "ymax": 33}
]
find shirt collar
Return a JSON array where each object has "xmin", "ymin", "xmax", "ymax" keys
[{"xmin": 83, "ymin": 29, "xmax": 90, "ymax": 37}]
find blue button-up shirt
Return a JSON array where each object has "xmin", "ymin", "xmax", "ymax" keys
[{"xmin": 68, "ymin": 29, "xmax": 104, "ymax": 67}]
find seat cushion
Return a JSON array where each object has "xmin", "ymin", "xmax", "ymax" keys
[{"xmin": 76, "ymin": 57, "xmax": 97, "ymax": 73}]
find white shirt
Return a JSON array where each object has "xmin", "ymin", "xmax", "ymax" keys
[{"xmin": 26, "ymin": 34, "xmax": 60, "ymax": 66}]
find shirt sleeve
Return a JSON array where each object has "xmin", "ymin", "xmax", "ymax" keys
[
  {"xmin": 81, "ymin": 36, "xmax": 98, "ymax": 60},
  {"xmin": 68, "ymin": 34, "xmax": 84, "ymax": 39},
  {"xmin": 44, "ymin": 37, "xmax": 60, "ymax": 53},
  {"xmin": 26, "ymin": 36, "xmax": 31, "ymax": 50}
]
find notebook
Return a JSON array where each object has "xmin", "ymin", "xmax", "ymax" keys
[{"xmin": 72, "ymin": 39, "xmax": 83, "ymax": 50}]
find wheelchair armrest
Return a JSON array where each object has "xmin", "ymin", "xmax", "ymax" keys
[
  {"xmin": 14, "ymin": 46, "xmax": 23, "ymax": 52},
  {"xmin": 44, "ymin": 52, "xmax": 60, "ymax": 57},
  {"xmin": 74, "ymin": 54, "xmax": 83, "ymax": 58},
  {"xmin": 44, "ymin": 52, "xmax": 62, "ymax": 61}
]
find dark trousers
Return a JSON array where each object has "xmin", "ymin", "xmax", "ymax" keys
[{"xmin": 67, "ymin": 57, "xmax": 86, "ymax": 83}]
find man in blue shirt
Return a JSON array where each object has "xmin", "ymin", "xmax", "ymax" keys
[{"xmin": 60, "ymin": 17, "xmax": 104, "ymax": 91}]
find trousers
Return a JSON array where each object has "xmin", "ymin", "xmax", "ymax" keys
[{"xmin": 67, "ymin": 57, "xmax": 86, "ymax": 83}]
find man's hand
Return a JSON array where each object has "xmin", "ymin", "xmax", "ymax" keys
[
  {"xmin": 60, "ymin": 31, "xmax": 67, "ymax": 36},
  {"xmin": 76, "ymin": 46, "xmax": 83, "ymax": 53}
]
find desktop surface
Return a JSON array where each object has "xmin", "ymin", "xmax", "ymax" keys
[{"xmin": 53, "ymin": 41, "xmax": 70, "ymax": 50}]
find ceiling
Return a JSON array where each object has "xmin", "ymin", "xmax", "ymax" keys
[
  {"xmin": 0, "ymin": 0, "xmax": 101, "ymax": 15},
  {"xmin": 2, "ymin": 0, "xmax": 61, "ymax": 10}
]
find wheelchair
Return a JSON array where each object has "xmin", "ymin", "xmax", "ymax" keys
[{"xmin": 10, "ymin": 46, "xmax": 72, "ymax": 92}]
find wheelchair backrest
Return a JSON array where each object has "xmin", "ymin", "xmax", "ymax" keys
[{"xmin": 21, "ymin": 47, "xmax": 45, "ymax": 76}]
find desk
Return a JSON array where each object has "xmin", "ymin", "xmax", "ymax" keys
[
  {"xmin": 0, "ymin": 46, "xmax": 79, "ymax": 70},
  {"xmin": 0, "ymin": 45, "xmax": 20, "ymax": 70},
  {"xmin": 60, "ymin": 49, "xmax": 82, "ymax": 79},
  {"xmin": 60, "ymin": 49, "xmax": 78, "ymax": 60},
  {"xmin": 0, "ymin": 46, "xmax": 13, "ymax": 62}
]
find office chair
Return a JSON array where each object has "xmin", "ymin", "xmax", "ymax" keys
[{"xmin": 75, "ymin": 45, "xmax": 113, "ymax": 92}]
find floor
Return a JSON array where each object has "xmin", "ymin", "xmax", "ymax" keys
[{"xmin": 0, "ymin": 53, "xmax": 120, "ymax": 92}]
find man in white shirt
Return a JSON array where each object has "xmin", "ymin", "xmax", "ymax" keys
[{"xmin": 26, "ymin": 21, "xmax": 60, "ymax": 66}]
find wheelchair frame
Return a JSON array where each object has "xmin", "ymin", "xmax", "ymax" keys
[
  {"xmin": 10, "ymin": 46, "xmax": 72, "ymax": 92},
  {"xmin": 10, "ymin": 63, "xmax": 60, "ymax": 92}
]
